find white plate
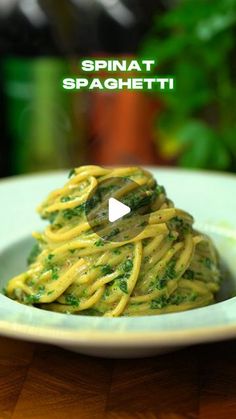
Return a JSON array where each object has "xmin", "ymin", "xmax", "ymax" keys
[{"xmin": 0, "ymin": 168, "xmax": 236, "ymax": 358}]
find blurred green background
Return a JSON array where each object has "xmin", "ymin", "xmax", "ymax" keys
[
  {"xmin": 141, "ymin": 0, "xmax": 236, "ymax": 171},
  {"xmin": 0, "ymin": 0, "xmax": 235, "ymax": 177}
]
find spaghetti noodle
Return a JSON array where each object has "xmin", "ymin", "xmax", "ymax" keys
[{"xmin": 7, "ymin": 166, "xmax": 222, "ymax": 316}]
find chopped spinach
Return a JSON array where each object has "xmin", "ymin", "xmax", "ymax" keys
[
  {"xmin": 94, "ymin": 239, "xmax": 104, "ymax": 247},
  {"xmin": 150, "ymin": 295, "xmax": 168, "ymax": 309},
  {"xmin": 163, "ymin": 259, "xmax": 176, "ymax": 280},
  {"xmin": 119, "ymin": 279, "xmax": 128, "ymax": 294},
  {"xmin": 104, "ymin": 228, "xmax": 120, "ymax": 241},
  {"xmin": 170, "ymin": 216, "xmax": 191, "ymax": 233},
  {"xmin": 54, "ymin": 223, "xmax": 62, "ymax": 229},
  {"xmin": 99, "ymin": 264, "xmax": 114, "ymax": 276},
  {"xmin": 63, "ymin": 203, "xmax": 85, "ymax": 220},
  {"xmin": 51, "ymin": 266, "xmax": 59, "ymax": 280},
  {"xmin": 65, "ymin": 294, "xmax": 80, "ymax": 307},
  {"xmin": 27, "ymin": 243, "xmax": 41, "ymax": 265},
  {"xmin": 113, "ymin": 249, "xmax": 121, "ymax": 255},
  {"xmin": 25, "ymin": 285, "xmax": 45, "ymax": 304},
  {"xmin": 169, "ymin": 294, "xmax": 185, "ymax": 305},
  {"xmin": 155, "ymin": 185, "xmax": 165, "ymax": 196},
  {"xmin": 81, "ymin": 308, "xmax": 102, "ymax": 316},
  {"xmin": 150, "ymin": 291, "xmax": 199, "ymax": 309},
  {"xmin": 69, "ymin": 249, "xmax": 77, "ymax": 254},
  {"xmin": 47, "ymin": 211, "xmax": 58, "ymax": 224},
  {"xmin": 167, "ymin": 232, "xmax": 175, "ymax": 241},
  {"xmin": 60, "ymin": 196, "xmax": 72, "ymax": 203},
  {"xmin": 85, "ymin": 194, "xmax": 101, "ymax": 212},
  {"xmin": 124, "ymin": 191, "xmax": 152, "ymax": 212},
  {"xmin": 68, "ymin": 168, "xmax": 76, "ymax": 178},
  {"xmin": 28, "ymin": 280, "xmax": 36, "ymax": 286},
  {"xmin": 122, "ymin": 259, "xmax": 133, "ymax": 272},
  {"xmin": 25, "ymin": 294, "xmax": 41, "ymax": 304},
  {"xmin": 156, "ymin": 278, "xmax": 167, "ymax": 290}
]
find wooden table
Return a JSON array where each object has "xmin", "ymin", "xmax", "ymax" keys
[{"xmin": 0, "ymin": 336, "xmax": 236, "ymax": 419}]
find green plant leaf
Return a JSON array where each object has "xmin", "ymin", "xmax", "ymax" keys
[{"xmin": 176, "ymin": 120, "xmax": 231, "ymax": 170}]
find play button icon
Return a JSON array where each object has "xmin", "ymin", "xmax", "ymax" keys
[
  {"xmin": 85, "ymin": 176, "xmax": 152, "ymax": 243},
  {"xmin": 108, "ymin": 198, "xmax": 131, "ymax": 222}
]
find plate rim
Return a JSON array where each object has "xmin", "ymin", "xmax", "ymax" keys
[
  {"xmin": 1, "ymin": 316, "xmax": 236, "ymax": 347},
  {"xmin": 1, "ymin": 167, "xmax": 236, "ymax": 348}
]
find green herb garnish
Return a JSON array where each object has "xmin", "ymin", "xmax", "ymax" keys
[
  {"xmin": 100, "ymin": 264, "xmax": 114, "ymax": 276},
  {"xmin": 113, "ymin": 249, "xmax": 121, "ymax": 255},
  {"xmin": 170, "ymin": 216, "xmax": 191, "ymax": 233},
  {"xmin": 65, "ymin": 294, "xmax": 80, "ymax": 307},
  {"xmin": 51, "ymin": 266, "xmax": 59, "ymax": 280},
  {"xmin": 122, "ymin": 259, "xmax": 133, "ymax": 272},
  {"xmin": 119, "ymin": 279, "xmax": 128, "ymax": 294},
  {"xmin": 104, "ymin": 228, "xmax": 120, "ymax": 240},
  {"xmin": 27, "ymin": 243, "xmax": 41, "ymax": 265},
  {"xmin": 123, "ymin": 191, "xmax": 152, "ymax": 212},
  {"xmin": 69, "ymin": 249, "xmax": 77, "ymax": 254},
  {"xmin": 156, "ymin": 185, "xmax": 165, "ymax": 196},
  {"xmin": 85, "ymin": 195, "xmax": 101, "ymax": 212},
  {"xmin": 94, "ymin": 239, "xmax": 104, "ymax": 247},
  {"xmin": 47, "ymin": 211, "xmax": 58, "ymax": 224},
  {"xmin": 68, "ymin": 168, "xmax": 76, "ymax": 178},
  {"xmin": 60, "ymin": 196, "xmax": 72, "ymax": 202},
  {"xmin": 25, "ymin": 286, "xmax": 45, "ymax": 304},
  {"xmin": 150, "ymin": 295, "xmax": 168, "ymax": 309},
  {"xmin": 25, "ymin": 294, "xmax": 41, "ymax": 304},
  {"xmin": 167, "ymin": 232, "xmax": 175, "ymax": 241},
  {"xmin": 163, "ymin": 259, "xmax": 176, "ymax": 280},
  {"xmin": 63, "ymin": 204, "xmax": 85, "ymax": 220},
  {"xmin": 156, "ymin": 278, "xmax": 167, "ymax": 290}
]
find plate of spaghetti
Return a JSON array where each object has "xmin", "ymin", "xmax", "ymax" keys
[{"xmin": 0, "ymin": 166, "xmax": 236, "ymax": 358}]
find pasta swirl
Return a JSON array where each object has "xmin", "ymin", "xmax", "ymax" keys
[{"xmin": 7, "ymin": 166, "xmax": 222, "ymax": 316}]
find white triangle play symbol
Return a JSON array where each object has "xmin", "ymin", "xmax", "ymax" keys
[{"xmin": 108, "ymin": 198, "xmax": 131, "ymax": 222}]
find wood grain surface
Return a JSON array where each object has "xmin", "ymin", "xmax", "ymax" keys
[{"xmin": 0, "ymin": 336, "xmax": 236, "ymax": 419}]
